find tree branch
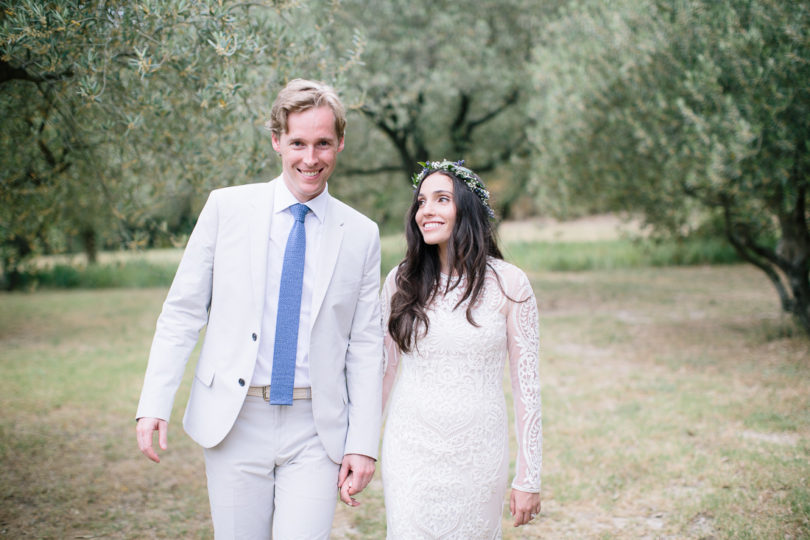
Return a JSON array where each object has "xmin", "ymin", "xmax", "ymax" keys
[
  {"xmin": 466, "ymin": 88, "xmax": 520, "ymax": 132},
  {"xmin": 0, "ymin": 60, "xmax": 73, "ymax": 85},
  {"xmin": 450, "ymin": 89, "xmax": 521, "ymax": 157},
  {"xmin": 470, "ymin": 135, "xmax": 528, "ymax": 174}
]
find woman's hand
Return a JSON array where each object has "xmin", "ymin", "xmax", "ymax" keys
[{"xmin": 510, "ymin": 488, "xmax": 541, "ymax": 527}]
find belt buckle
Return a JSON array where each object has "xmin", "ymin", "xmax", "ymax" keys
[{"xmin": 262, "ymin": 386, "xmax": 269, "ymax": 401}]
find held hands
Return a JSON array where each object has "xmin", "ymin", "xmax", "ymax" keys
[
  {"xmin": 338, "ymin": 453, "xmax": 376, "ymax": 507},
  {"xmin": 510, "ymin": 488, "xmax": 541, "ymax": 527},
  {"xmin": 136, "ymin": 417, "xmax": 168, "ymax": 463}
]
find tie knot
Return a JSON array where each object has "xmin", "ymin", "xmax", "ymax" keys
[{"xmin": 290, "ymin": 203, "xmax": 309, "ymax": 223}]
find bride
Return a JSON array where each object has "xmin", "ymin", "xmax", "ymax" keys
[{"xmin": 381, "ymin": 160, "xmax": 542, "ymax": 539}]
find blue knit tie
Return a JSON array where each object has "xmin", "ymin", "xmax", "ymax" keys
[{"xmin": 270, "ymin": 203, "xmax": 309, "ymax": 405}]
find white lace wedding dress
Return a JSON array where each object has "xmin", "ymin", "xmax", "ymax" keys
[{"xmin": 380, "ymin": 258, "xmax": 542, "ymax": 540}]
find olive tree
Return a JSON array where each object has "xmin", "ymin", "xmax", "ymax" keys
[
  {"xmin": 0, "ymin": 0, "xmax": 360, "ymax": 287},
  {"xmin": 326, "ymin": 0, "xmax": 554, "ymax": 223},
  {"xmin": 531, "ymin": 0, "xmax": 810, "ymax": 333}
]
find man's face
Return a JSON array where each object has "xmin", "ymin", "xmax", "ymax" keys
[{"xmin": 271, "ymin": 106, "xmax": 344, "ymax": 202}]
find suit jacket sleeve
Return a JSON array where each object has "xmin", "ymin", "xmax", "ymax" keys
[
  {"xmin": 135, "ymin": 191, "xmax": 218, "ymax": 421},
  {"xmin": 342, "ymin": 223, "xmax": 384, "ymax": 458}
]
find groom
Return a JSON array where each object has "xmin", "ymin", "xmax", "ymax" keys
[{"xmin": 135, "ymin": 79, "xmax": 383, "ymax": 539}]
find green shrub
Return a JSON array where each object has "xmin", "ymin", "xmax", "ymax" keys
[{"xmin": 26, "ymin": 261, "xmax": 178, "ymax": 290}]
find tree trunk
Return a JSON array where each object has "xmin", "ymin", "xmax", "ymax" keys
[
  {"xmin": 778, "ymin": 180, "xmax": 810, "ymax": 334},
  {"xmin": 1, "ymin": 236, "xmax": 34, "ymax": 291},
  {"xmin": 786, "ymin": 266, "xmax": 810, "ymax": 334},
  {"xmin": 722, "ymin": 195, "xmax": 810, "ymax": 336},
  {"xmin": 81, "ymin": 227, "xmax": 98, "ymax": 265}
]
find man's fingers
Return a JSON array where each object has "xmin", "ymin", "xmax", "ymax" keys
[
  {"xmin": 337, "ymin": 461, "xmax": 350, "ymax": 487},
  {"xmin": 137, "ymin": 429, "xmax": 161, "ymax": 463},
  {"xmin": 339, "ymin": 454, "xmax": 376, "ymax": 494},
  {"xmin": 136, "ymin": 417, "xmax": 167, "ymax": 463},
  {"xmin": 339, "ymin": 478, "xmax": 358, "ymax": 506},
  {"xmin": 158, "ymin": 420, "xmax": 168, "ymax": 450},
  {"xmin": 142, "ymin": 446, "xmax": 161, "ymax": 463},
  {"xmin": 349, "ymin": 468, "xmax": 373, "ymax": 493}
]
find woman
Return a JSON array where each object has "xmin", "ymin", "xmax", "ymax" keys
[{"xmin": 381, "ymin": 160, "xmax": 542, "ymax": 539}]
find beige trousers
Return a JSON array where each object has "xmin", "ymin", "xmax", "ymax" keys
[{"xmin": 203, "ymin": 395, "xmax": 340, "ymax": 539}]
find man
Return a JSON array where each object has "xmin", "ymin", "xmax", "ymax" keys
[{"xmin": 135, "ymin": 78, "xmax": 383, "ymax": 539}]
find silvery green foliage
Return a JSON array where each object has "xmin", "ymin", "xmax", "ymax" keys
[
  {"xmin": 323, "ymin": 0, "xmax": 551, "ymax": 221},
  {"xmin": 0, "ymin": 0, "xmax": 361, "ymax": 281},
  {"xmin": 530, "ymin": 0, "xmax": 810, "ymax": 333}
]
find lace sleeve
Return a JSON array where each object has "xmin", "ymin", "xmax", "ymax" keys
[
  {"xmin": 381, "ymin": 266, "xmax": 401, "ymax": 415},
  {"xmin": 505, "ymin": 266, "xmax": 542, "ymax": 492}
]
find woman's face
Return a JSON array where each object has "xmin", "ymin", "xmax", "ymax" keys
[{"xmin": 415, "ymin": 172, "xmax": 457, "ymax": 250}]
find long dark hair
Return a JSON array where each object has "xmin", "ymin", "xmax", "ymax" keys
[{"xmin": 388, "ymin": 170, "xmax": 503, "ymax": 353}]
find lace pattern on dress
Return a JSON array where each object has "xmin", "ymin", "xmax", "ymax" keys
[{"xmin": 380, "ymin": 258, "xmax": 542, "ymax": 539}]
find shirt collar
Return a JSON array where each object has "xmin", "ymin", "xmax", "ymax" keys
[{"xmin": 273, "ymin": 178, "xmax": 329, "ymax": 224}]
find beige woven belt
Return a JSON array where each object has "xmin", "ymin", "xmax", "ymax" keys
[{"xmin": 247, "ymin": 386, "xmax": 312, "ymax": 401}]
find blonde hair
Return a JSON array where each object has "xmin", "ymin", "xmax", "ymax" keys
[{"xmin": 267, "ymin": 78, "xmax": 346, "ymax": 140}]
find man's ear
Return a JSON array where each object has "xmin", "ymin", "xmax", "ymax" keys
[{"xmin": 271, "ymin": 132, "xmax": 281, "ymax": 152}]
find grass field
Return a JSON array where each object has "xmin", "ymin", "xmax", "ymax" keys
[{"xmin": 1, "ymin": 220, "xmax": 808, "ymax": 538}]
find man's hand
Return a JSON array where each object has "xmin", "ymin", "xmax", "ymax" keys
[
  {"xmin": 337, "ymin": 453, "xmax": 376, "ymax": 506},
  {"xmin": 136, "ymin": 417, "xmax": 168, "ymax": 463},
  {"xmin": 510, "ymin": 488, "xmax": 541, "ymax": 527}
]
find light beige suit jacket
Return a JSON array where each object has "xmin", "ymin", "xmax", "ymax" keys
[{"xmin": 136, "ymin": 177, "xmax": 383, "ymax": 463}]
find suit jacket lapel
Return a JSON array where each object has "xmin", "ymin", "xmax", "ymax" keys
[
  {"xmin": 249, "ymin": 178, "xmax": 277, "ymax": 321},
  {"xmin": 311, "ymin": 197, "xmax": 344, "ymax": 324}
]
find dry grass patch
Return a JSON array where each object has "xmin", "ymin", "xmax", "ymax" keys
[
  {"xmin": 0, "ymin": 289, "xmax": 211, "ymax": 539},
  {"xmin": 522, "ymin": 265, "xmax": 809, "ymax": 539}
]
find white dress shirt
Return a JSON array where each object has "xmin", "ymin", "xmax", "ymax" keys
[{"xmin": 252, "ymin": 179, "xmax": 328, "ymax": 388}]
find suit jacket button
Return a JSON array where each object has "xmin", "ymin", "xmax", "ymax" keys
[
  {"xmin": 251, "ymin": 333, "xmax": 257, "ymax": 341},
  {"xmin": 238, "ymin": 378, "xmax": 245, "ymax": 387}
]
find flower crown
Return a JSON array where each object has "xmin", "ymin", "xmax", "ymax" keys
[{"xmin": 411, "ymin": 159, "xmax": 495, "ymax": 219}]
